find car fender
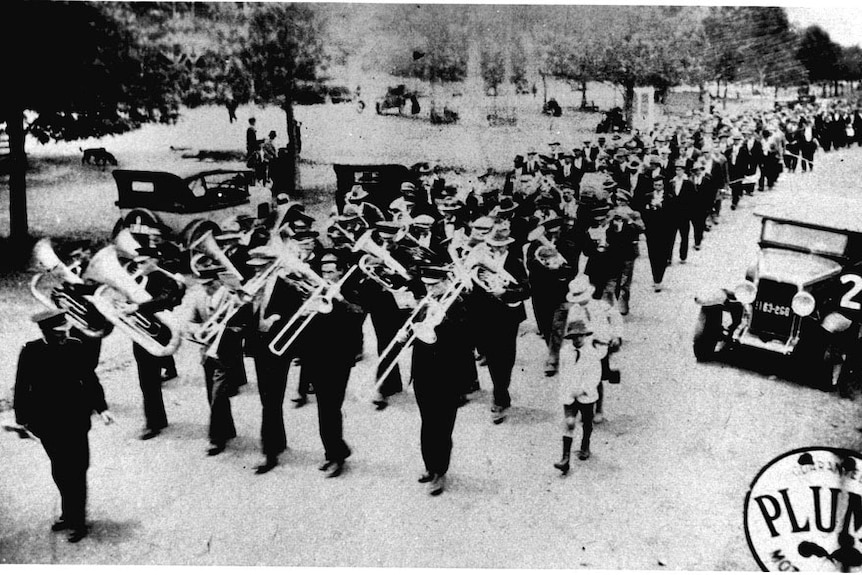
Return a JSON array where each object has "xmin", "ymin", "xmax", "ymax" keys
[
  {"xmin": 822, "ymin": 311, "xmax": 854, "ymax": 334},
  {"xmin": 694, "ymin": 288, "xmax": 731, "ymax": 308}
]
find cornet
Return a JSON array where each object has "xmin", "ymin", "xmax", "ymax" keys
[
  {"xmin": 84, "ymin": 246, "xmax": 182, "ymax": 357},
  {"xmin": 30, "ymin": 239, "xmax": 111, "ymax": 338}
]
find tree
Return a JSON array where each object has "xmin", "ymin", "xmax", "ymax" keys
[
  {"xmin": 797, "ymin": 25, "xmax": 843, "ymax": 96},
  {"xmin": 0, "ymin": 1, "xmax": 180, "ymax": 265},
  {"xmin": 841, "ymin": 46, "xmax": 862, "ymax": 89},
  {"xmin": 242, "ymin": 4, "xmax": 328, "ymax": 193}
]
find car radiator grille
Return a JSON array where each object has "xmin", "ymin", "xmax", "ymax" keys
[{"xmin": 749, "ymin": 280, "xmax": 797, "ymax": 339}]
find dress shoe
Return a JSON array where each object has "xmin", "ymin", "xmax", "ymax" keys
[
  {"xmin": 67, "ymin": 527, "xmax": 88, "ymax": 543},
  {"xmin": 139, "ymin": 428, "xmax": 161, "ymax": 441},
  {"xmin": 206, "ymin": 443, "xmax": 226, "ymax": 456},
  {"xmin": 160, "ymin": 369, "xmax": 178, "ymax": 382},
  {"xmin": 554, "ymin": 457, "xmax": 571, "ymax": 475},
  {"xmin": 428, "ymin": 474, "xmax": 445, "ymax": 496},
  {"xmin": 418, "ymin": 471, "xmax": 435, "ymax": 483},
  {"xmin": 255, "ymin": 456, "xmax": 279, "ymax": 475},
  {"xmin": 543, "ymin": 358, "xmax": 558, "ymax": 376},
  {"xmin": 693, "ymin": 244, "xmax": 701, "ymax": 251},
  {"xmin": 51, "ymin": 519, "xmax": 72, "ymax": 532},
  {"xmin": 319, "ymin": 460, "xmax": 334, "ymax": 472},
  {"xmin": 679, "ymin": 258, "xmax": 687, "ymax": 265},
  {"xmin": 326, "ymin": 461, "xmax": 345, "ymax": 478},
  {"xmin": 653, "ymin": 282, "xmax": 663, "ymax": 293},
  {"xmin": 578, "ymin": 449, "xmax": 591, "ymax": 461},
  {"xmin": 291, "ymin": 394, "xmax": 308, "ymax": 408},
  {"xmin": 491, "ymin": 405, "xmax": 508, "ymax": 424}
]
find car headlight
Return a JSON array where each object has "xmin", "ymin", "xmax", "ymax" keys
[
  {"xmin": 791, "ymin": 291, "xmax": 816, "ymax": 317},
  {"xmin": 734, "ymin": 280, "xmax": 757, "ymax": 305}
]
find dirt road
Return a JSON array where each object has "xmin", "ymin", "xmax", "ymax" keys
[{"xmin": 2, "ymin": 107, "xmax": 862, "ymax": 568}]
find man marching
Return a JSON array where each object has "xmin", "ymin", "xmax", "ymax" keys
[{"xmin": 13, "ymin": 310, "xmax": 115, "ymax": 543}]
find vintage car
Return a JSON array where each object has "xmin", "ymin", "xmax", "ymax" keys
[
  {"xmin": 692, "ymin": 193, "xmax": 862, "ymax": 391},
  {"xmin": 333, "ymin": 163, "xmax": 412, "ymax": 215},
  {"xmin": 112, "ymin": 169, "xmax": 271, "ymax": 246},
  {"xmin": 375, "ymin": 85, "xmax": 421, "ymax": 116}
]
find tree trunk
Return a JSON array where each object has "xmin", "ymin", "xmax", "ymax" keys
[
  {"xmin": 282, "ymin": 94, "xmax": 299, "ymax": 196},
  {"xmin": 7, "ymin": 105, "xmax": 30, "ymax": 267},
  {"xmin": 623, "ymin": 81, "xmax": 635, "ymax": 130},
  {"xmin": 722, "ymin": 79, "xmax": 728, "ymax": 109},
  {"xmin": 580, "ymin": 79, "xmax": 588, "ymax": 109}
]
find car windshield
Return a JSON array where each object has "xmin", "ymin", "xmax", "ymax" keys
[{"xmin": 761, "ymin": 219, "xmax": 848, "ymax": 256}]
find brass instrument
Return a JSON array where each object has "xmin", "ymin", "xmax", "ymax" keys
[
  {"xmin": 353, "ymin": 230, "xmax": 412, "ymax": 292},
  {"xmin": 468, "ymin": 243, "xmax": 519, "ymax": 296},
  {"xmin": 114, "ymin": 229, "xmax": 188, "ymax": 286},
  {"xmin": 30, "ymin": 239, "xmax": 111, "ymax": 338},
  {"xmin": 527, "ymin": 225, "xmax": 568, "ymax": 268},
  {"xmin": 267, "ymin": 263, "xmax": 360, "ymax": 357},
  {"xmin": 84, "ymin": 246, "xmax": 182, "ymax": 357},
  {"xmin": 186, "ymin": 286, "xmax": 247, "ymax": 359},
  {"xmin": 189, "ymin": 230, "xmax": 246, "ymax": 281},
  {"xmin": 372, "ymin": 266, "xmax": 471, "ymax": 394}
]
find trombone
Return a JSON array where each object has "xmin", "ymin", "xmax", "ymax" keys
[
  {"xmin": 352, "ymin": 230, "xmax": 412, "ymax": 292},
  {"xmin": 371, "ymin": 264, "xmax": 471, "ymax": 395},
  {"xmin": 267, "ymin": 263, "xmax": 360, "ymax": 356}
]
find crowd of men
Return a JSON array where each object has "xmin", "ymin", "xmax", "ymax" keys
[{"xmin": 11, "ymin": 96, "xmax": 862, "ymax": 542}]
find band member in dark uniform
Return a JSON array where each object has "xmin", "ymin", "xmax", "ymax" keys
[
  {"xmin": 412, "ymin": 266, "xmax": 470, "ymax": 496},
  {"xmin": 470, "ymin": 227, "xmax": 530, "ymax": 424},
  {"xmin": 13, "ymin": 310, "xmax": 115, "ymax": 543},
  {"xmin": 302, "ymin": 250, "xmax": 364, "ymax": 478},
  {"xmin": 126, "ymin": 228, "xmax": 186, "ymax": 440},
  {"xmin": 247, "ymin": 255, "xmax": 305, "ymax": 474},
  {"xmin": 526, "ymin": 217, "xmax": 575, "ymax": 376}
]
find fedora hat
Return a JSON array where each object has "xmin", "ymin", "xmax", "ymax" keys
[{"xmin": 485, "ymin": 226, "xmax": 515, "ymax": 247}]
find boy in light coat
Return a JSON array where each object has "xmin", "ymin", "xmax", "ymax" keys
[{"xmin": 553, "ymin": 305, "xmax": 606, "ymax": 475}]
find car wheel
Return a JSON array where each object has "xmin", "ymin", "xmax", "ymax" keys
[
  {"xmin": 693, "ymin": 307, "xmax": 722, "ymax": 361},
  {"xmin": 121, "ymin": 209, "xmax": 163, "ymax": 235},
  {"xmin": 375, "ymin": 102, "xmax": 382, "ymax": 115}
]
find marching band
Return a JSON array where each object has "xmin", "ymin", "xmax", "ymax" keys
[{"xmin": 16, "ymin": 97, "xmax": 861, "ymax": 519}]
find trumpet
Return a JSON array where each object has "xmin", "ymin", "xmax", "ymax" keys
[
  {"xmin": 30, "ymin": 239, "xmax": 111, "ymax": 338},
  {"xmin": 372, "ymin": 267, "xmax": 471, "ymax": 394},
  {"xmin": 267, "ymin": 263, "xmax": 360, "ymax": 356},
  {"xmin": 84, "ymin": 246, "xmax": 183, "ymax": 357}
]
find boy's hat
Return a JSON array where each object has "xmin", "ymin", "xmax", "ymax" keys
[{"xmin": 566, "ymin": 274, "xmax": 595, "ymax": 304}]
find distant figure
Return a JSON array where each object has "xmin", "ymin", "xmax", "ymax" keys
[
  {"xmin": 246, "ymin": 117, "xmax": 259, "ymax": 158},
  {"xmin": 261, "ymin": 131, "xmax": 278, "ymax": 183},
  {"xmin": 227, "ymin": 99, "xmax": 238, "ymax": 124}
]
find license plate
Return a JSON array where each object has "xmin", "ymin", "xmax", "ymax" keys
[{"xmin": 754, "ymin": 301, "xmax": 791, "ymax": 316}]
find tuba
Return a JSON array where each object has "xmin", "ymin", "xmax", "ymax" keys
[
  {"xmin": 114, "ymin": 229, "xmax": 187, "ymax": 285},
  {"xmin": 84, "ymin": 246, "xmax": 182, "ymax": 357},
  {"xmin": 468, "ymin": 244, "xmax": 518, "ymax": 296},
  {"xmin": 30, "ymin": 239, "xmax": 111, "ymax": 338}
]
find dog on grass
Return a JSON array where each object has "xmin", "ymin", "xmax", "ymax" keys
[{"xmin": 80, "ymin": 147, "xmax": 118, "ymax": 167}]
